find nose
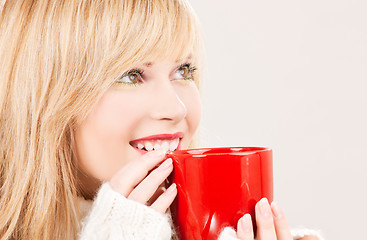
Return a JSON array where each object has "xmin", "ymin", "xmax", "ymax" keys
[{"xmin": 149, "ymin": 83, "xmax": 187, "ymax": 123}]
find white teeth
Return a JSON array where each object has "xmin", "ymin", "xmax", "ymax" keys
[
  {"xmin": 161, "ymin": 141, "xmax": 170, "ymax": 152},
  {"xmin": 145, "ymin": 142, "xmax": 154, "ymax": 151},
  {"xmin": 133, "ymin": 138, "xmax": 181, "ymax": 151},
  {"xmin": 169, "ymin": 138, "xmax": 179, "ymax": 151},
  {"xmin": 153, "ymin": 143, "xmax": 161, "ymax": 151}
]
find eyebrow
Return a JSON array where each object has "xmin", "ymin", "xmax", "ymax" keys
[
  {"xmin": 142, "ymin": 55, "xmax": 193, "ymax": 67},
  {"xmin": 178, "ymin": 54, "xmax": 193, "ymax": 63}
]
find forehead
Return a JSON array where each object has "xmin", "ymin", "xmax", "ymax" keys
[
  {"xmin": 111, "ymin": 0, "xmax": 200, "ymax": 65},
  {"xmin": 142, "ymin": 55, "xmax": 193, "ymax": 67},
  {"xmin": 100, "ymin": 0, "xmax": 202, "ymax": 85}
]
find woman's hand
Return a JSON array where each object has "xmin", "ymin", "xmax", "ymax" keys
[
  {"xmin": 236, "ymin": 198, "xmax": 292, "ymax": 240},
  {"xmin": 109, "ymin": 149, "xmax": 176, "ymax": 214},
  {"xmin": 236, "ymin": 198, "xmax": 316, "ymax": 240}
]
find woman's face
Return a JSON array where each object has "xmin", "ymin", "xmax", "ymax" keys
[{"xmin": 75, "ymin": 58, "xmax": 201, "ymax": 183}]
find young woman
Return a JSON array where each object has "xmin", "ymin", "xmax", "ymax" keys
[{"xmin": 0, "ymin": 0, "xmax": 322, "ymax": 239}]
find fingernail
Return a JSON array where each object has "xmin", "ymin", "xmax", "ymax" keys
[
  {"xmin": 158, "ymin": 158, "xmax": 172, "ymax": 171},
  {"xmin": 241, "ymin": 214, "xmax": 253, "ymax": 233},
  {"xmin": 271, "ymin": 202, "xmax": 283, "ymax": 219},
  {"xmin": 259, "ymin": 198, "xmax": 271, "ymax": 217},
  {"xmin": 165, "ymin": 183, "xmax": 176, "ymax": 195}
]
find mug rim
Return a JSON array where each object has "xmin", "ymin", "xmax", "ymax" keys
[{"xmin": 168, "ymin": 146, "xmax": 271, "ymax": 156}]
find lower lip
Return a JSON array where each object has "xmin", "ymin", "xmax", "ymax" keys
[
  {"xmin": 131, "ymin": 140, "xmax": 182, "ymax": 155},
  {"xmin": 132, "ymin": 147, "xmax": 149, "ymax": 155}
]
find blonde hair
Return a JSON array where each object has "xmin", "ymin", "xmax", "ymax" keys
[{"xmin": 0, "ymin": 0, "xmax": 203, "ymax": 239}]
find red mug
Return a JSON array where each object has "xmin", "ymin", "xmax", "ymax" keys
[{"xmin": 167, "ymin": 147, "xmax": 273, "ymax": 240}]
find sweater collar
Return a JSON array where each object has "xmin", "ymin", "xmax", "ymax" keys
[{"xmin": 78, "ymin": 197, "xmax": 93, "ymax": 220}]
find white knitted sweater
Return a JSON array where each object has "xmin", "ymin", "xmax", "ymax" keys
[{"xmin": 78, "ymin": 183, "xmax": 324, "ymax": 240}]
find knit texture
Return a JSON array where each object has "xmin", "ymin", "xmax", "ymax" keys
[
  {"xmin": 78, "ymin": 184, "xmax": 324, "ymax": 240},
  {"xmin": 218, "ymin": 227, "xmax": 240, "ymax": 240},
  {"xmin": 291, "ymin": 227, "xmax": 325, "ymax": 240},
  {"xmin": 78, "ymin": 183, "xmax": 172, "ymax": 240}
]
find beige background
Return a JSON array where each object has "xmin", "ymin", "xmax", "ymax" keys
[{"xmin": 191, "ymin": 0, "xmax": 367, "ymax": 239}]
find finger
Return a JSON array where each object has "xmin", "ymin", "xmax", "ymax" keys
[
  {"xmin": 237, "ymin": 214, "xmax": 254, "ymax": 240},
  {"xmin": 255, "ymin": 198, "xmax": 277, "ymax": 240},
  {"xmin": 271, "ymin": 202, "xmax": 293, "ymax": 240},
  {"xmin": 147, "ymin": 186, "xmax": 165, "ymax": 205},
  {"xmin": 150, "ymin": 183, "xmax": 177, "ymax": 214},
  {"xmin": 109, "ymin": 149, "xmax": 167, "ymax": 196},
  {"xmin": 128, "ymin": 158, "xmax": 173, "ymax": 203}
]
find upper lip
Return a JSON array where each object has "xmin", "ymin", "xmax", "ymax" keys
[{"xmin": 130, "ymin": 132, "xmax": 184, "ymax": 142}]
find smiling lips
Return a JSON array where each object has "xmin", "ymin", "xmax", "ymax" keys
[{"xmin": 130, "ymin": 132, "xmax": 183, "ymax": 152}]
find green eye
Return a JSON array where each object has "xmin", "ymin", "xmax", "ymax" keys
[
  {"xmin": 116, "ymin": 69, "xmax": 144, "ymax": 86},
  {"xmin": 173, "ymin": 64, "xmax": 197, "ymax": 81}
]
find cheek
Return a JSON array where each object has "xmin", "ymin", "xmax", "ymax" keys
[
  {"xmin": 74, "ymin": 91, "xmax": 141, "ymax": 180},
  {"xmin": 187, "ymin": 89, "xmax": 202, "ymax": 131},
  {"xmin": 179, "ymin": 84, "xmax": 202, "ymax": 147}
]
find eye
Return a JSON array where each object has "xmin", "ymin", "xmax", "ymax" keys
[
  {"xmin": 172, "ymin": 63, "xmax": 197, "ymax": 81},
  {"xmin": 116, "ymin": 69, "xmax": 144, "ymax": 86}
]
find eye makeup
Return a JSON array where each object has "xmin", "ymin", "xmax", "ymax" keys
[
  {"xmin": 174, "ymin": 63, "xmax": 197, "ymax": 81},
  {"xmin": 114, "ymin": 63, "xmax": 198, "ymax": 88},
  {"xmin": 115, "ymin": 68, "xmax": 145, "ymax": 87}
]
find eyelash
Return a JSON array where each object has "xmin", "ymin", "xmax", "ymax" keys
[
  {"xmin": 117, "ymin": 68, "xmax": 145, "ymax": 87},
  {"xmin": 127, "ymin": 68, "xmax": 145, "ymax": 77},
  {"xmin": 180, "ymin": 63, "xmax": 195, "ymax": 70},
  {"xmin": 178, "ymin": 63, "xmax": 197, "ymax": 79},
  {"xmin": 116, "ymin": 63, "xmax": 197, "ymax": 87}
]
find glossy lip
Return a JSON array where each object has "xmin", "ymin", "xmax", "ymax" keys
[
  {"xmin": 129, "ymin": 132, "xmax": 184, "ymax": 154},
  {"xmin": 130, "ymin": 132, "xmax": 184, "ymax": 142}
]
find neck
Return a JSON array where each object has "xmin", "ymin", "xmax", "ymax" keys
[{"xmin": 76, "ymin": 168, "xmax": 101, "ymax": 200}]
